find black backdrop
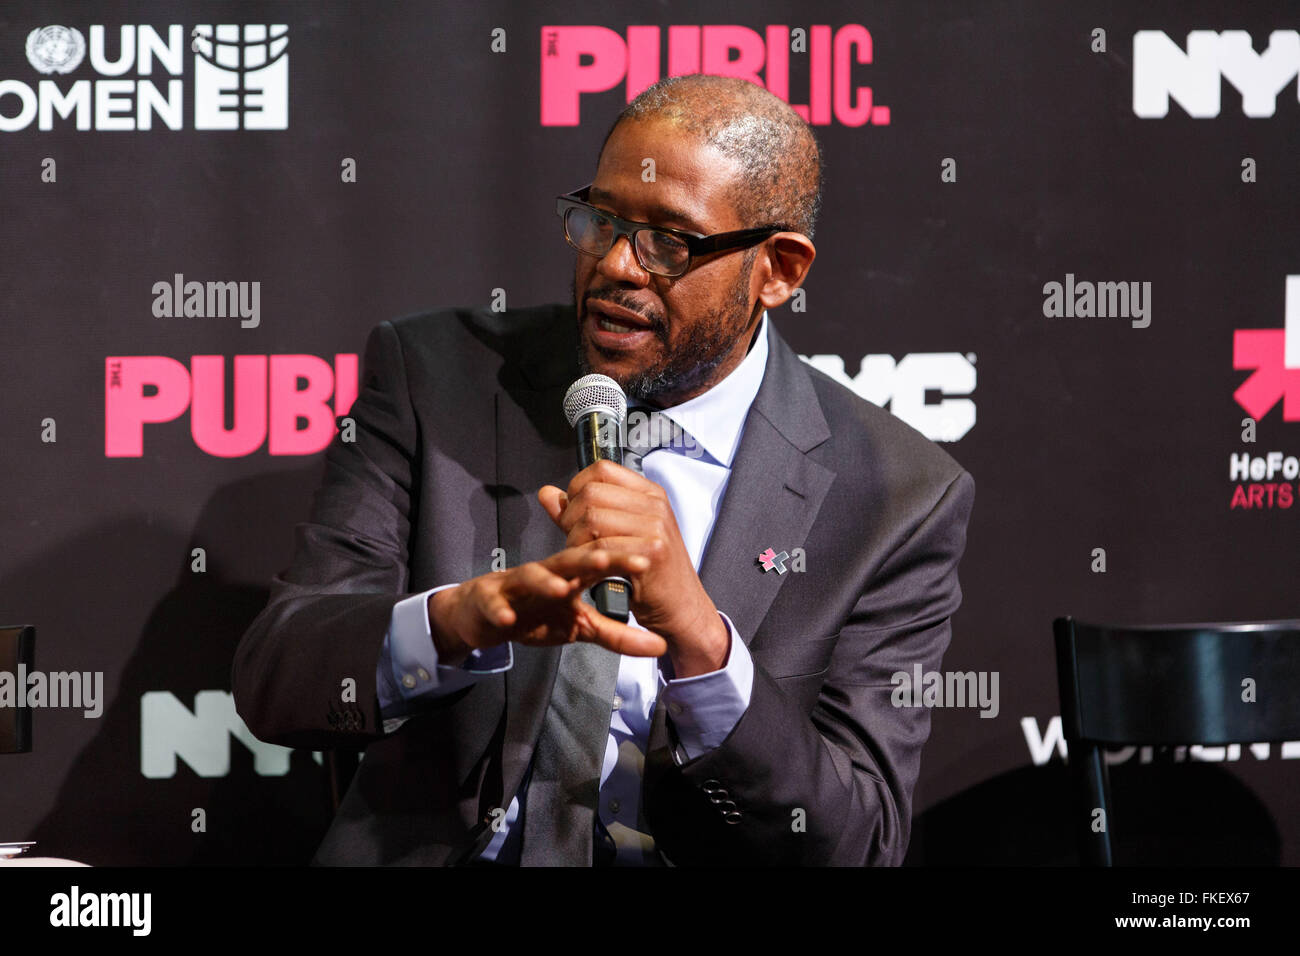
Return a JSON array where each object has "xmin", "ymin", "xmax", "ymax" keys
[{"xmin": 1, "ymin": 0, "xmax": 1297, "ymax": 865}]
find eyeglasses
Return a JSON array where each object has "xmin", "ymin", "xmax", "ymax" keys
[{"xmin": 556, "ymin": 184, "xmax": 783, "ymax": 278}]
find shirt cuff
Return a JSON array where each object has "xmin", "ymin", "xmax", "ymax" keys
[
  {"xmin": 377, "ymin": 584, "xmax": 513, "ymax": 722},
  {"xmin": 657, "ymin": 611, "xmax": 753, "ymax": 761}
]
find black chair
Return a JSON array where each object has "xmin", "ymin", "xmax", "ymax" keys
[
  {"xmin": 1054, "ymin": 616, "xmax": 1300, "ymax": 865},
  {"xmin": 0, "ymin": 625, "xmax": 35, "ymax": 754}
]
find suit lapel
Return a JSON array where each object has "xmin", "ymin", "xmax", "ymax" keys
[{"xmin": 697, "ymin": 322, "xmax": 836, "ymax": 645}]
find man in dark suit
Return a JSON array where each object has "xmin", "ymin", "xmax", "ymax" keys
[{"xmin": 232, "ymin": 74, "xmax": 973, "ymax": 866}]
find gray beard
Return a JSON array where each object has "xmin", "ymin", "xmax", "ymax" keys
[
  {"xmin": 571, "ymin": 253, "xmax": 755, "ymax": 404},
  {"xmin": 575, "ymin": 337, "xmax": 733, "ymax": 404}
]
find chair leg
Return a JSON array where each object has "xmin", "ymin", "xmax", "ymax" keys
[{"xmin": 1073, "ymin": 742, "xmax": 1113, "ymax": 866}]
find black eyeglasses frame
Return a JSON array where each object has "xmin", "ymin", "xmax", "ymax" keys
[{"xmin": 555, "ymin": 184, "xmax": 786, "ymax": 277}]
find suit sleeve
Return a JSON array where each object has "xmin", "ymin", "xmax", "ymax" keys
[
  {"xmin": 643, "ymin": 468, "xmax": 974, "ymax": 865},
  {"xmin": 232, "ymin": 319, "xmax": 425, "ymax": 751}
]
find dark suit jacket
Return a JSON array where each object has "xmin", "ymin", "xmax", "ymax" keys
[{"xmin": 232, "ymin": 302, "xmax": 974, "ymax": 866}]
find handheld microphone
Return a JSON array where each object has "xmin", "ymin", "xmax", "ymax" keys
[{"xmin": 562, "ymin": 374, "xmax": 631, "ymax": 623}]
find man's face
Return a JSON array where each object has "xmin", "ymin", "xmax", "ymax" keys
[{"xmin": 571, "ymin": 117, "xmax": 762, "ymax": 406}]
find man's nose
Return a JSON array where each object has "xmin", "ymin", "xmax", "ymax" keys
[{"xmin": 596, "ymin": 234, "xmax": 651, "ymax": 285}]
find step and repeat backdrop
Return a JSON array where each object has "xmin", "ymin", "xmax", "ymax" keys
[{"xmin": 1, "ymin": 0, "xmax": 1297, "ymax": 865}]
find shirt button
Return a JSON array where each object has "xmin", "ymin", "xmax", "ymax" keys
[
  {"xmin": 609, "ymin": 799, "xmax": 621, "ymax": 814},
  {"xmin": 417, "ymin": 668, "xmax": 430, "ymax": 681},
  {"xmin": 401, "ymin": 674, "xmax": 416, "ymax": 689},
  {"xmin": 612, "ymin": 695, "xmax": 624, "ymax": 710}
]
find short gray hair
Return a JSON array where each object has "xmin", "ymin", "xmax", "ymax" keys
[{"xmin": 599, "ymin": 74, "xmax": 825, "ymax": 239}]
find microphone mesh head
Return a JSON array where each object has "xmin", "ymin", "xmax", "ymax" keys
[{"xmin": 563, "ymin": 374, "xmax": 626, "ymax": 427}]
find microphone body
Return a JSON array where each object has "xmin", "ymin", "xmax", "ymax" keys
[
  {"xmin": 573, "ymin": 409, "xmax": 624, "ymax": 470},
  {"xmin": 563, "ymin": 375, "xmax": 631, "ymax": 623}
]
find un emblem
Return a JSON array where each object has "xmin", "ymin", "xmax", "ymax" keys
[{"xmin": 26, "ymin": 25, "xmax": 86, "ymax": 75}]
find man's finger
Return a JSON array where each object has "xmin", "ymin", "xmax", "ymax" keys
[
  {"xmin": 562, "ymin": 508, "xmax": 656, "ymax": 547},
  {"xmin": 566, "ymin": 459, "xmax": 658, "ymax": 500},
  {"xmin": 569, "ymin": 536, "xmax": 663, "ymax": 563},
  {"xmin": 537, "ymin": 485, "xmax": 568, "ymax": 523},
  {"xmin": 539, "ymin": 545, "xmax": 649, "ymax": 583},
  {"xmin": 552, "ymin": 482, "xmax": 657, "ymax": 535},
  {"xmin": 501, "ymin": 561, "xmax": 571, "ymax": 602},
  {"xmin": 482, "ymin": 589, "xmax": 516, "ymax": 628},
  {"xmin": 576, "ymin": 603, "xmax": 668, "ymax": 657}
]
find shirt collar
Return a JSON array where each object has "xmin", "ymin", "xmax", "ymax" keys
[{"xmin": 645, "ymin": 310, "xmax": 769, "ymax": 468}]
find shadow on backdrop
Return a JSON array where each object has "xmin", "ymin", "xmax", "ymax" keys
[{"xmin": 26, "ymin": 464, "xmax": 334, "ymax": 864}]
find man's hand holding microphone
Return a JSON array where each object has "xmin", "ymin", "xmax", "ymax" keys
[{"xmin": 426, "ymin": 374, "xmax": 728, "ymax": 678}]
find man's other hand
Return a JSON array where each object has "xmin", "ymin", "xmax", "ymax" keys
[
  {"xmin": 539, "ymin": 460, "xmax": 730, "ymax": 678},
  {"xmin": 427, "ymin": 546, "xmax": 667, "ymax": 666}
]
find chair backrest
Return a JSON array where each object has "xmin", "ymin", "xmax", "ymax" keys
[
  {"xmin": 1, "ymin": 625, "xmax": 35, "ymax": 754},
  {"xmin": 1053, "ymin": 616, "xmax": 1300, "ymax": 865}
]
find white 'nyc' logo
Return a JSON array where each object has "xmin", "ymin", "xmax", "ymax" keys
[
  {"xmin": 801, "ymin": 352, "xmax": 976, "ymax": 442},
  {"xmin": 1134, "ymin": 30, "xmax": 1300, "ymax": 118}
]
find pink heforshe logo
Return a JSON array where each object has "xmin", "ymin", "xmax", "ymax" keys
[{"xmin": 1234, "ymin": 276, "xmax": 1300, "ymax": 422}]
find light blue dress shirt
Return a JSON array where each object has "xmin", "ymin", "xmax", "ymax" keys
[{"xmin": 373, "ymin": 311, "xmax": 771, "ymax": 865}]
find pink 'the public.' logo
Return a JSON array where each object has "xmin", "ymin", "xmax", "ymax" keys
[
  {"xmin": 540, "ymin": 25, "xmax": 889, "ymax": 127},
  {"xmin": 1234, "ymin": 276, "xmax": 1300, "ymax": 422},
  {"xmin": 105, "ymin": 354, "xmax": 358, "ymax": 457}
]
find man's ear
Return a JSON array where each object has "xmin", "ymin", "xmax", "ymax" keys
[{"xmin": 756, "ymin": 234, "xmax": 816, "ymax": 311}]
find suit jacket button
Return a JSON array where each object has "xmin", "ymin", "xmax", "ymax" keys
[
  {"xmin": 723, "ymin": 811, "xmax": 743, "ymax": 825},
  {"xmin": 716, "ymin": 799, "xmax": 738, "ymax": 813},
  {"xmin": 701, "ymin": 779, "xmax": 722, "ymax": 794}
]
